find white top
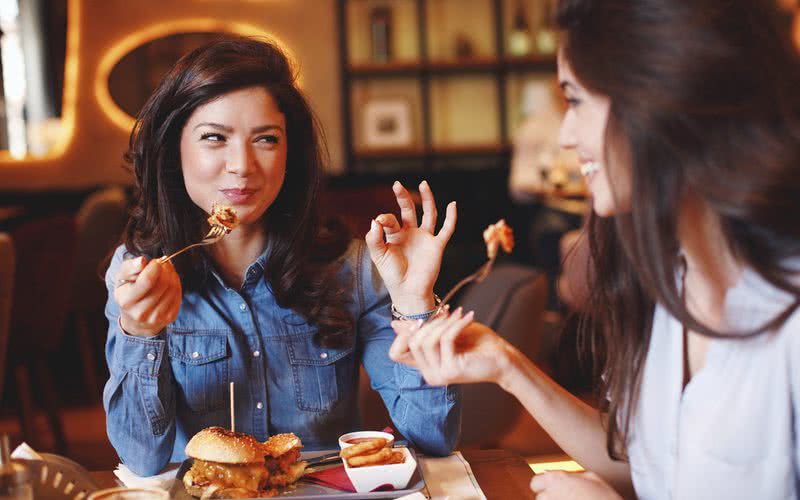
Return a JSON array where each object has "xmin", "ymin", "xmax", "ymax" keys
[{"xmin": 628, "ymin": 267, "xmax": 800, "ymax": 500}]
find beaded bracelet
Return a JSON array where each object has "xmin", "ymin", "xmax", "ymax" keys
[{"xmin": 390, "ymin": 295, "xmax": 442, "ymax": 321}]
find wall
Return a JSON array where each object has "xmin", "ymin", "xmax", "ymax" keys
[{"xmin": 0, "ymin": 0, "xmax": 343, "ymax": 191}]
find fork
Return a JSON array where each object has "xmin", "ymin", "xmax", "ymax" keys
[
  {"xmin": 116, "ymin": 224, "xmax": 229, "ymax": 287},
  {"xmin": 425, "ymin": 254, "xmax": 496, "ymax": 323}
]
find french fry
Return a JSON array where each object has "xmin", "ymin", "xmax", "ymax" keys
[
  {"xmin": 340, "ymin": 438, "xmax": 387, "ymax": 459},
  {"xmin": 346, "ymin": 447, "xmax": 392, "ymax": 467},
  {"xmin": 387, "ymin": 450, "xmax": 405, "ymax": 464}
]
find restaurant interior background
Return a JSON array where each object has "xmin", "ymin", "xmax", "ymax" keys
[{"xmin": 0, "ymin": 0, "xmax": 798, "ymax": 471}]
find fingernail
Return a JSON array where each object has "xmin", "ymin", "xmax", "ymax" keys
[
  {"xmin": 421, "ymin": 180, "xmax": 428, "ymax": 187},
  {"xmin": 466, "ymin": 310, "xmax": 475, "ymax": 320}
]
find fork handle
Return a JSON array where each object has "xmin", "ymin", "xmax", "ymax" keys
[
  {"xmin": 425, "ymin": 259, "xmax": 494, "ymax": 323},
  {"xmin": 158, "ymin": 241, "xmax": 210, "ymax": 263}
]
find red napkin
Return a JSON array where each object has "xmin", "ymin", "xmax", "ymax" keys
[{"xmin": 303, "ymin": 464, "xmax": 395, "ymax": 492}]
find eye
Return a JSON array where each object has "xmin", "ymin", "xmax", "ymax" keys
[
  {"xmin": 200, "ymin": 132, "xmax": 226, "ymax": 143},
  {"xmin": 565, "ymin": 97, "xmax": 581, "ymax": 108},
  {"xmin": 255, "ymin": 134, "xmax": 280, "ymax": 145}
]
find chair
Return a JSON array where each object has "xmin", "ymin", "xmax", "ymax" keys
[
  {"xmin": 358, "ymin": 262, "xmax": 560, "ymax": 455},
  {"xmin": 0, "ymin": 233, "xmax": 14, "ymax": 404},
  {"xmin": 71, "ymin": 187, "xmax": 128, "ymax": 401},
  {"xmin": 451, "ymin": 262, "xmax": 551, "ymax": 450},
  {"xmin": 9, "ymin": 213, "xmax": 77, "ymax": 453}
]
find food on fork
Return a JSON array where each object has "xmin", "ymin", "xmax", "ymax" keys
[
  {"xmin": 182, "ymin": 427, "xmax": 306, "ymax": 498},
  {"xmin": 208, "ymin": 203, "xmax": 239, "ymax": 232},
  {"xmin": 482, "ymin": 219, "xmax": 514, "ymax": 259},
  {"xmin": 339, "ymin": 437, "xmax": 405, "ymax": 468}
]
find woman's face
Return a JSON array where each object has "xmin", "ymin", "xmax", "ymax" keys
[
  {"xmin": 557, "ymin": 53, "xmax": 629, "ymax": 216},
  {"xmin": 180, "ymin": 86, "xmax": 287, "ymax": 226}
]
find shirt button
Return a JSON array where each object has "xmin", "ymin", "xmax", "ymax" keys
[
  {"xmin": 253, "ymin": 350, "xmax": 260, "ymax": 358},
  {"xmin": 319, "ymin": 352, "xmax": 328, "ymax": 360},
  {"xmin": 239, "ymin": 303, "xmax": 247, "ymax": 311},
  {"xmin": 191, "ymin": 351, "xmax": 200, "ymax": 359},
  {"xmin": 256, "ymin": 402, "xmax": 263, "ymax": 410},
  {"xmin": 147, "ymin": 352, "xmax": 156, "ymax": 361}
]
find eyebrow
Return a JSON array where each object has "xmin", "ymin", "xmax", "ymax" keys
[{"xmin": 193, "ymin": 122, "xmax": 284, "ymax": 134}]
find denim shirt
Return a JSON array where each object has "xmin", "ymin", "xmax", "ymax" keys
[{"xmin": 103, "ymin": 241, "xmax": 460, "ymax": 476}]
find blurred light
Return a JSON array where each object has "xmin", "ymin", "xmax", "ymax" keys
[
  {"xmin": 95, "ymin": 19, "xmax": 298, "ymax": 133},
  {"xmin": 0, "ymin": 0, "xmax": 26, "ymax": 158},
  {"xmin": 528, "ymin": 459, "xmax": 584, "ymax": 474}
]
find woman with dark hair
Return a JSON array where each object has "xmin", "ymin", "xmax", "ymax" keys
[
  {"xmin": 390, "ymin": 0, "xmax": 800, "ymax": 498},
  {"xmin": 103, "ymin": 35, "xmax": 460, "ymax": 476}
]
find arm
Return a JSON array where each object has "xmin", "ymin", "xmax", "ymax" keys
[
  {"xmin": 392, "ymin": 314, "xmax": 633, "ymax": 495},
  {"xmin": 102, "ymin": 246, "xmax": 179, "ymax": 475},
  {"xmin": 355, "ymin": 242, "xmax": 460, "ymax": 456}
]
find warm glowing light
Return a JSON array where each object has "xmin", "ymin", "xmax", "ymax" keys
[
  {"xmin": 94, "ymin": 19, "xmax": 298, "ymax": 133},
  {"xmin": 528, "ymin": 460, "xmax": 584, "ymax": 474},
  {"xmin": 0, "ymin": 0, "xmax": 79, "ymax": 162}
]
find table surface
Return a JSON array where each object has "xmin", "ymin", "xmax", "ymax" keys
[{"xmin": 90, "ymin": 449, "xmax": 535, "ymax": 499}]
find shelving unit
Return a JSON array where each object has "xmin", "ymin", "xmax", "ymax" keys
[{"xmin": 336, "ymin": 0, "xmax": 557, "ymax": 173}]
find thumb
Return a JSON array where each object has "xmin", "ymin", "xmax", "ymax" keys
[{"xmin": 365, "ymin": 219, "xmax": 388, "ymax": 262}]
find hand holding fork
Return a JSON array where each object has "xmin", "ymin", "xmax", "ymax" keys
[{"xmin": 112, "ymin": 215, "xmax": 235, "ymax": 337}]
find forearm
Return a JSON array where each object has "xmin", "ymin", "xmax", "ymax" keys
[
  {"xmin": 385, "ymin": 366, "xmax": 461, "ymax": 456},
  {"xmin": 500, "ymin": 349, "xmax": 633, "ymax": 494},
  {"xmin": 104, "ymin": 323, "xmax": 177, "ymax": 475}
]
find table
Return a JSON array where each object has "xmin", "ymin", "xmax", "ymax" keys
[{"xmin": 91, "ymin": 449, "xmax": 535, "ymax": 499}]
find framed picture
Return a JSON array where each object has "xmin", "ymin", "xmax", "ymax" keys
[{"xmin": 363, "ymin": 98, "xmax": 413, "ymax": 148}]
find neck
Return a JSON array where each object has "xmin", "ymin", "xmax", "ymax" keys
[
  {"xmin": 677, "ymin": 196, "xmax": 742, "ymax": 324},
  {"xmin": 209, "ymin": 220, "xmax": 268, "ymax": 288}
]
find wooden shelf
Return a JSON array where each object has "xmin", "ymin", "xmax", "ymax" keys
[
  {"xmin": 503, "ymin": 54, "xmax": 558, "ymax": 71},
  {"xmin": 348, "ymin": 55, "xmax": 556, "ymax": 79},
  {"xmin": 349, "ymin": 61, "xmax": 423, "ymax": 78},
  {"xmin": 354, "ymin": 143, "xmax": 511, "ymax": 161}
]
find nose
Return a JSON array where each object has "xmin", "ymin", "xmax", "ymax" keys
[
  {"xmin": 558, "ymin": 113, "xmax": 576, "ymax": 151},
  {"xmin": 225, "ymin": 142, "xmax": 256, "ymax": 176}
]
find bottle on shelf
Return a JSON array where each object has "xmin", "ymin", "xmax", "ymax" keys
[
  {"xmin": 0, "ymin": 435, "xmax": 32, "ymax": 500},
  {"xmin": 536, "ymin": 0, "xmax": 557, "ymax": 55},
  {"xmin": 369, "ymin": 6, "xmax": 393, "ymax": 63},
  {"xmin": 508, "ymin": 0, "xmax": 532, "ymax": 57}
]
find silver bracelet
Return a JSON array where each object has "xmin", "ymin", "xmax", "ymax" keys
[{"xmin": 391, "ymin": 295, "xmax": 442, "ymax": 321}]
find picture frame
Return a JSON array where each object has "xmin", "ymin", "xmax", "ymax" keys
[{"xmin": 362, "ymin": 97, "xmax": 413, "ymax": 148}]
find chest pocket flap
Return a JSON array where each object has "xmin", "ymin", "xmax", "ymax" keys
[{"xmin": 167, "ymin": 330, "xmax": 230, "ymax": 412}]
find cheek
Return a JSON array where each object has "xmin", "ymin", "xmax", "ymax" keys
[{"xmin": 181, "ymin": 149, "xmax": 223, "ymax": 207}]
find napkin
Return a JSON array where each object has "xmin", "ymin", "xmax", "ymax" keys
[
  {"xmin": 113, "ymin": 463, "xmax": 179, "ymax": 492},
  {"xmin": 418, "ymin": 452, "xmax": 487, "ymax": 500},
  {"xmin": 10, "ymin": 442, "xmax": 41, "ymax": 460},
  {"xmin": 302, "ymin": 464, "xmax": 394, "ymax": 492}
]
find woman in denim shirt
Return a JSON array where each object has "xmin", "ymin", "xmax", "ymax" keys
[{"xmin": 103, "ymin": 36, "xmax": 460, "ymax": 476}]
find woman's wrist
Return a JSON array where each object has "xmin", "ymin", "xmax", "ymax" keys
[
  {"xmin": 496, "ymin": 344, "xmax": 530, "ymax": 394},
  {"xmin": 390, "ymin": 293, "xmax": 436, "ymax": 317}
]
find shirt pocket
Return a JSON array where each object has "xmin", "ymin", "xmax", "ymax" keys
[
  {"xmin": 167, "ymin": 329, "xmax": 230, "ymax": 413},
  {"xmin": 281, "ymin": 313, "xmax": 356, "ymax": 413}
]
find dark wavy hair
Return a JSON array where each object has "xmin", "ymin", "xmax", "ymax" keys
[
  {"xmin": 556, "ymin": 0, "xmax": 800, "ymax": 460},
  {"xmin": 123, "ymin": 35, "xmax": 352, "ymax": 346}
]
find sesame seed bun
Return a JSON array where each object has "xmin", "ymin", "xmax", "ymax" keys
[{"xmin": 184, "ymin": 427, "xmax": 265, "ymax": 464}]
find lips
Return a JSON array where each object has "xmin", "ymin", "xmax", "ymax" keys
[{"xmin": 220, "ymin": 188, "xmax": 256, "ymax": 204}]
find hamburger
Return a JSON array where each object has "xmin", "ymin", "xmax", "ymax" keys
[
  {"xmin": 182, "ymin": 427, "xmax": 307, "ymax": 499},
  {"xmin": 263, "ymin": 433, "xmax": 307, "ymax": 488}
]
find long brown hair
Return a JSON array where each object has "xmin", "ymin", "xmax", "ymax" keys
[
  {"xmin": 123, "ymin": 35, "xmax": 352, "ymax": 346},
  {"xmin": 556, "ymin": 0, "xmax": 800, "ymax": 459}
]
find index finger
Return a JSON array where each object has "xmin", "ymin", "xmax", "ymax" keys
[
  {"xmin": 116, "ymin": 259, "xmax": 164, "ymax": 305},
  {"xmin": 392, "ymin": 181, "xmax": 418, "ymax": 229}
]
